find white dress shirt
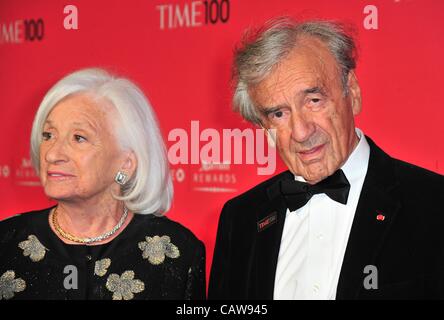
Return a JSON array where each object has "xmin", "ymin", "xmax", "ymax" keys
[{"xmin": 273, "ymin": 128, "xmax": 370, "ymax": 300}]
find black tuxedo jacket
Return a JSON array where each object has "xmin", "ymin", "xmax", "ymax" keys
[{"xmin": 208, "ymin": 137, "xmax": 444, "ymax": 299}]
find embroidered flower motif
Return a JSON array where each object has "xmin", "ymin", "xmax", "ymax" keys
[
  {"xmin": 0, "ymin": 271, "xmax": 26, "ymax": 300},
  {"xmin": 105, "ymin": 271, "xmax": 144, "ymax": 300},
  {"xmin": 94, "ymin": 258, "xmax": 111, "ymax": 277},
  {"xmin": 18, "ymin": 235, "xmax": 48, "ymax": 262},
  {"xmin": 138, "ymin": 235, "xmax": 180, "ymax": 265}
]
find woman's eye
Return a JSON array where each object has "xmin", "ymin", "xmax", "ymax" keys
[
  {"xmin": 42, "ymin": 132, "xmax": 52, "ymax": 140},
  {"xmin": 74, "ymin": 135, "xmax": 87, "ymax": 143}
]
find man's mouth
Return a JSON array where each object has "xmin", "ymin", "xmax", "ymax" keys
[{"xmin": 297, "ymin": 144, "xmax": 325, "ymax": 161}]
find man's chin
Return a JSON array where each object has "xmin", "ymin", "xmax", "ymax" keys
[{"xmin": 297, "ymin": 166, "xmax": 331, "ymax": 184}]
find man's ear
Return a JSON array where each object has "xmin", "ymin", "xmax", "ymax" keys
[
  {"xmin": 121, "ymin": 150, "xmax": 137, "ymax": 178},
  {"xmin": 347, "ymin": 71, "xmax": 362, "ymax": 116}
]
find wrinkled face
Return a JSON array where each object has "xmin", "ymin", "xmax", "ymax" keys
[
  {"xmin": 250, "ymin": 37, "xmax": 362, "ymax": 184},
  {"xmin": 39, "ymin": 94, "xmax": 128, "ymax": 203}
]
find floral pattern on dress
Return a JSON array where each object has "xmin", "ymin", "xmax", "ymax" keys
[
  {"xmin": 18, "ymin": 235, "xmax": 48, "ymax": 262},
  {"xmin": 94, "ymin": 258, "xmax": 111, "ymax": 277},
  {"xmin": 105, "ymin": 271, "xmax": 144, "ymax": 300},
  {"xmin": 0, "ymin": 271, "xmax": 26, "ymax": 300},
  {"xmin": 138, "ymin": 235, "xmax": 180, "ymax": 265}
]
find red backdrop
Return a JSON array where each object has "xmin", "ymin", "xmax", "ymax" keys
[{"xmin": 1, "ymin": 0, "xmax": 443, "ymax": 280}]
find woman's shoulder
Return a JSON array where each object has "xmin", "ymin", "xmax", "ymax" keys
[
  {"xmin": 0, "ymin": 208, "xmax": 51, "ymax": 245},
  {"xmin": 131, "ymin": 213, "xmax": 204, "ymax": 248},
  {"xmin": 0, "ymin": 208, "xmax": 50, "ymax": 227}
]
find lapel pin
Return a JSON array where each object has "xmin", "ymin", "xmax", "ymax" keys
[
  {"xmin": 376, "ymin": 211, "xmax": 385, "ymax": 221},
  {"xmin": 257, "ymin": 211, "xmax": 277, "ymax": 232}
]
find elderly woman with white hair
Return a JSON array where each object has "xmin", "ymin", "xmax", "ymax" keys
[{"xmin": 0, "ymin": 68, "xmax": 205, "ymax": 300}]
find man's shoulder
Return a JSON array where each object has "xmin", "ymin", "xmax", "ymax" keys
[
  {"xmin": 367, "ymin": 135, "xmax": 443, "ymax": 187},
  {"xmin": 390, "ymin": 158, "xmax": 444, "ymax": 195},
  {"xmin": 366, "ymin": 136, "xmax": 443, "ymax": 199},
  {"xmin": 221, "ymin": 170, "xmax": 290, "ymax": 214},
  {"xmin": 392, "ymin": 158, "xmax": 443, "ymax": 182}
]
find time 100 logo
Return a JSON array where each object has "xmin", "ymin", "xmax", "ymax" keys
[
  {"xmin": 203, "ymin": 0, "xmax": 229, "ymax": 24},
  {"xmin": 157, "ymin": 0, "xmax": 230, "ymax": 30},
  {"xmin": 0, "ymin": 18, "xmax": 44, "ymax": 44}
]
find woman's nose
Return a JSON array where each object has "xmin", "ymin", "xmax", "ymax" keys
[{"xmin": 44, "ymin": 138, "xmax": 69, "ymax": 164}]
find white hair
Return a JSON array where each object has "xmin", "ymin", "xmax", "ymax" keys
[{"xmin": 30, "ymin": 68, "xmax": 173, "ymax": 215}]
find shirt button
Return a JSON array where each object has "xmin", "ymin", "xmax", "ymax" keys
[
  {"xmin": 86, "ymin": 255, "xmax": 92, "ymax": 261},
  {"xmin": 313, "ymin": 284, "xmax": 320, "ymax": 293},
  {"xmin": 317, "ymin": 234, "xmax": 324, "ymax": 240}
]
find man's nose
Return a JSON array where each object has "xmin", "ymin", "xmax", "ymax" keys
[{"xmin": 289, "ymin": 111, "xmax": 315, "ymax": 143}]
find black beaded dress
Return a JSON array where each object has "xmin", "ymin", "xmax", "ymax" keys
[{"xmin": 0, "ymin": 207, "xmax": 206, "ymax": 300}]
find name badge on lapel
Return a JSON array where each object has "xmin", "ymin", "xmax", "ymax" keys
[{"xmin": 257, "ymin": 212, "xmax": 277, "ymax": 232}]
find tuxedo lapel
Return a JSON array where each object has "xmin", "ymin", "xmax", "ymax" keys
[
  {"xmin": 336, "ymin": 137, "xmax": 402, "ymax": 299},
  {"xmin": 253, "ymin": 171, "xmax": 291, "ymax": 299}
]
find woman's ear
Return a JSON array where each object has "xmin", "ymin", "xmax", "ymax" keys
[{"xmin": 121, "ymin": 151, "xmax": 137, "ymax": 178}]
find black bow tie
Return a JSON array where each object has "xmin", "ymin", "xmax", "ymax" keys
[{"xmin": 280, "ymin": 169, "xmax": 350, "ymax": 212}]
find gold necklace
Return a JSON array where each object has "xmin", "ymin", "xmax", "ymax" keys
[{"xmin": 52, "ymin": 206, "xmax": 129, "ymax": 244}]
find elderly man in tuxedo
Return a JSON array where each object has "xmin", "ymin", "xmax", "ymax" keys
[{"xmin": 209, "ymin": 17, "xmax": 444, "ymax": 300}]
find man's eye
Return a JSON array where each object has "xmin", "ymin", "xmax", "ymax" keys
[
  {"xmin": 264, "ymin": 108, "xmax": 288, "ymax": 123},
  {"xmin": 268, "ymin": 109, "xmax": 286, "ymax": 119},
  {"xmin": 273, "ymin": 111, "xmax": 284, "ymax": 118},
  {"xmin": 74, "ymin": 135, "xmax": 87, "ymax": 143},
  {"xmin": 42, "ymin": 132, "xmax": 52, "ymax": 140},
  {"xmin": 306, "ymin": 97, "xmax": 324, "ymax": 109},
  {"xmin": 308, "ymin": 97, "xmax": 322, "ymax": 105}
]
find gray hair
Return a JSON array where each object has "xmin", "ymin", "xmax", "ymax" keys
[
  {"xmin": 233, "ymin": 17, "xmax": 357, "ymax": 124},
  {"xmin": 30, "ymin": 68, "xmax": 173, "ymax": 215}
]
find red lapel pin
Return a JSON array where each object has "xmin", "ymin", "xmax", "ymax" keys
[{"xmin": 376, "ymin": 211, "xmax": 385, "ymax": 221}]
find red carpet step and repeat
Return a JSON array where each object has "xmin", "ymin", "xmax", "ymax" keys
[{"xmin": 1, "ymin": 0, "xmax": 443, "ymax": 279}]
